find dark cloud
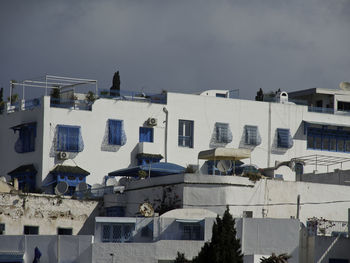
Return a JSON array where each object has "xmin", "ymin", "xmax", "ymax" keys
[{"xmin": 0, "ymin": 0, "xmax": 349, "ymax": 100}]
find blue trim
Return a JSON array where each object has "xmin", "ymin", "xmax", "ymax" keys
[
  {"xmin": 277, "ymin": 128, "xmax": 293, "ymax": 148},
  {"xmin": 57, "ymin": 125, "xmax": 83, "ymax": 152},
  {"xmin": 307, "ymin": 127, "xmax": 350, "ymax": 152},
  {"xmin": 139, "ymin": 127, "xmax": 154, "ymax": 143},
  {"xmin": 108, "ymin": 119, "xmax": 124, "ymax": 145}
]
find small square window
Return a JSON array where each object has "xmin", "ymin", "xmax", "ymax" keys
[
  {"xmin": 24, "ymin": 225, "xmax": 39, "ymax": 235},
  {"xmin": 139, "ymin": 127, "xmax": 154, "ymax": 143},
  {"xmin": 57, "ymin": 227, "xmax": 72, "ymax": 235}
]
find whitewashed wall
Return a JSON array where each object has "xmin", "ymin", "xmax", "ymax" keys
[
  {"xmin": 2, "ymin": 91, "xmax": 350, "ymax": 187},
  {"xmin": 121, "ymin": 174, "xmax": 350, "ymax": 224}
]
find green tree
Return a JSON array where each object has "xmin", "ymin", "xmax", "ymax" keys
[
  {"xmin": 192, "ymin": 206, "xmax": 243, "ymax": 263},
  {"xmin": 174, "ymin": 252, "xmax": 190, "ymax": 263},
  {"xmin": 260, "ymin": 253, "xmax": 291, "ymax": 263}
]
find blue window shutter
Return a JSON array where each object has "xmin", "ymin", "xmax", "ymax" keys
[
  {"xmin": 57, "ymin": 125, "xmax": 82, "ymax": 152},
  {"xmin": 139, "ymin": 127, "xmax": 153, "ymax": 143},
  {"xmin": 109, "ymin": 120, "xmax": 123, "ymax": 145},
  {"xmin": 14, "ymin": 123, "xmax": 37, "ymax": 153},
  {"xmin": 277, "ymin": 128, "xmax": 293, "ymax": 148},
  {"xmin": 245, "ymin": 125, "xmax": 260, "ymax": 146}
]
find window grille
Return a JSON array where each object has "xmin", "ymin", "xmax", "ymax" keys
[
  {"xmin": 57, "ymin": 125, "xmax": 84, "ymax": 152},
  {"xmin": 108, "ymin": 119, "xmax": 126, "ymax": 146},
  {"xmin": 277, "ymin": 128, "xmax": 293, "ymax": 148},
  {"xmin": 112, "ymin": 225, "xmax": 122, "ymax": 242},
  {"xmin": 102, "ymin": 223, "xmax": 134, "ymax": 243},
  {"xmin": 181, "ymin": 223, "xmax": 202, "ymax": 240},
  {"xmin": 245, "ymin": 125, "xmax": 261, "ymax": 146},
  {"xmin": 178, "ymin": 120, "xmax": 194, "ymax": 148},
  {"xmin": 215, "ymin": 123, "xmax": 231, "ymax": 143},
  {"xmin": 139, "ymin": 127, "xmax": 154, "ymax": 143},
  {"xmin": 102, "ymin": 225, "xmax": 111, "ymax": 242}
]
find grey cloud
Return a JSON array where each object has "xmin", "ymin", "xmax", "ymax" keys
[{"xmin": 0, "ymin": 0, "xmax": 349, "ymax": 100}]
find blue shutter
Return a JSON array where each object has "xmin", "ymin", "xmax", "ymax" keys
[
  {"xmin": 277, "ymin": 128, "xmax": 293, "ymax": 148},
  {"xmin": 57, "ymin": 125, "xmax": 82, "ymax": 152},
  {"xmin": 109, "ymin": 120, "xmax": 122, "ymax": 145},
  {"xmin": 245, "ymin": 125, "xmax": 260, "ymax": 146},
  {"xmin": 139, "ymin": 127, "xmax": 153, "ymax": 143}
]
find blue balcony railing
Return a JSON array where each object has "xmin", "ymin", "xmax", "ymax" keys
[{"xmin": 24, "ymin": 98, "xmax": 40, "ymax": 110}]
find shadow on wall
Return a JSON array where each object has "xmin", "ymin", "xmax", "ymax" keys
[
  {"xmin": 77, "ymin": 201, "xmax": 103, "ymax": 235},
  {"xmin": 271, "ymin": 130, "xmax": 289, "ymax": 155},
  {"xmin": 293, "ymin": 122, "xmax": 305, "ymax": 141}
]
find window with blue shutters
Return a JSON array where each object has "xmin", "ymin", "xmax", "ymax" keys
[
  {"xmin": 57, "ymin": 125, "xmax": 84, "ymax": 152},
  {"xmin": 178, "ymin": 120, "xmax": 194, "ymax": 148},
  {"xmin": 11, "ymin": 122, "xmax": 37, "ymax": 153},
  {"xmin": 245, "ymin": 125, "xmax": 261, "ymax": 146},
  {"xmin": 139, "ymin": 127, "xmax": 154, "ymax": 143},
  {"xmin": 108, "ymin": 119, "xmax": 126, "ymax": 146},
  {"xmin": 277, "ymin": 128, "xmax": 293, "ymax": 148},
  {"xmin": 307, "ymin": 127, "xmax": 350, "ymax": 152}
]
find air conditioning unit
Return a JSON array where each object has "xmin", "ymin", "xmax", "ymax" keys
[
  {"xmin": 147, "ymin": 117, "xmax": 157, "ymax": 126},
  {"xmin": 57, "ymin": 152, "xmax": 68, "ymax": 160}
]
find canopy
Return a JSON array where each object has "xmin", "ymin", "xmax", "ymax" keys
[
  {"xmin": 50, "ymin": 165, "xmax": 90, "ymax": 176},
  {"xmin": 108, "ymin": 162, "xmax": 185, "ymax": 177},
  {"xmin": 198, "ymin": 147, "xmax": 251, "ymax": 161}
]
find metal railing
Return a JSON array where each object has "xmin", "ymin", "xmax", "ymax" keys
[
  {"xmin": 50, "ymin": 98, "xmax": 92, "ymax": 111},
  {"xmin": 307, "ymin": 218, "xmax": 348, "ymax": 236},
  {"xmin": 99, "ymin": 90, "xmax": 167, "ymax": 104}
]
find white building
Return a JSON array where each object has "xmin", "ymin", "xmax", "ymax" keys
[{"xmin": 2, "ymin": 76, "xmax": 350, "ymax": 194}]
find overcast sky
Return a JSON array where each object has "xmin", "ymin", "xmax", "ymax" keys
[{"xmin": 1, "ymin": 0, "xmax": 350, "ymax": 100}]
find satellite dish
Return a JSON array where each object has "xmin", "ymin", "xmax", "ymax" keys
[
  {"xmin": 139, "ymin": 202, "xmax": 154, "ymax": 217},
  {"xmin": 55, "ymin": 181, "xmax": 68, "ymax": 195},
  {"xmin": 216, "ymin": 160, "xmax": 232, "ymax": 173},
  {"xmin": 106, "ymin": 177, "xmax": 117, "ymax": 186},
  {"xmin": 339, "ymin": 82, "xmax": 350, "ymax": 91},
  {"xmin": 75, "ymin": 182, "xmax": 88, "ymax": 192}
]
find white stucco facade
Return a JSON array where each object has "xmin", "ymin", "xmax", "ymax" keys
[{"xmin": 2, "ymin": 88, "xmax": 350, "ymax": 190}]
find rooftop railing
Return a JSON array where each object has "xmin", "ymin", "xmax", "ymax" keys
[
  {"xmin": 50, "ymin": 98, "xmax": 92, "ymax": 111},
  {"xmin": 99, "ymin": 89, "xmax": 167, "ymax": 104}
]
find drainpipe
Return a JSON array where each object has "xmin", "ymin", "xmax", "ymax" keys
[
  {"xmin": 267, "ymin": 103, "xmax": 272, "ymax": 167},
  {"xmin": 163, "ymin": 107, "xmax": 168, "ymax": 162}
]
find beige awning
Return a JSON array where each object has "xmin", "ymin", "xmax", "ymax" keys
[{"xmin": 198, "ymin": 147, "xmax": 251, "ymax": 161}]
